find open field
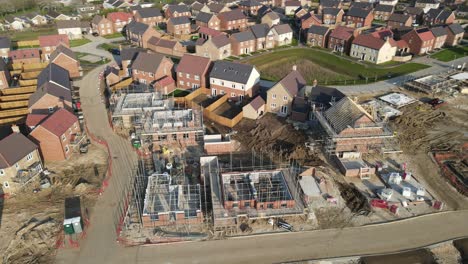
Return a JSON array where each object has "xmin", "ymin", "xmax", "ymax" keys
[
  {"xmin": 7, "ymin": 27, "xmax": 58, "ymax": 41},
  {"xmin": 70, "ymin": 38, "xmax": 92, "ymax": 47},
  {"xmin": 243, "ymin": 48, "xmax": 429, "ymax": 85},
  {"xmin": 430, "ymin": 46, "xmax": 468, "ymax": 62},
  {"xmin": 102, "ymin": 33, "xmax": 124, "ymax": 39}
]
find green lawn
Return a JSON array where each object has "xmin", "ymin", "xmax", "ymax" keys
[
  {"xmin": 430, "ymin": 46, "xmax": 468, "ymax": 62},
  {"xmin": 70, "ymin": 38, "xmax": 92, "ymax": 47},
  {"xmin": 8, "ymin": 27, "xmax": 57, "ymax": 41},
  {"xmin": 244, "ymin": 48, "xmax": 430, "ymax": 85},
  {"xmin": 102, "ymin": 32, "xmax": 124, "ymax": 39},
  {"xmin": 167, "ymin": 89, "xmax": 191, "ymax": 97},
  {"xmin": 97, "ymin": 43, "xmax": 119, "ymax": 51}
]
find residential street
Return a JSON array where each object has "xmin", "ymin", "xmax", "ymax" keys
[{"xmin": 71, "ymin": 35, "xmax": 125, "ymax": 59}]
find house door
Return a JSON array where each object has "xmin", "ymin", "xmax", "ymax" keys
[
  {"xmin": 239, "ymin": 95, "xmax": 244, "ymax": 101},
  {"xmin": 280, "ymin": 105, "xmax": 288, "ymax": 114},
  {"xmin": 361, "ymin": 54, "xmax": 365, "ymax": 60},
  {"xmin": 212, "ymin": 89, "xmax": 217, "ymax": 96}
]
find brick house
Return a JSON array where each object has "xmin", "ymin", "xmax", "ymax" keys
[
  {"xmin": 307, "ymin": 25, "xmax": 331, "ymax": 47},
  {"xmin": 445, "ymin": 23, "xmax": 464, "ymax": 46},
  {"xmin": 29, "ymin": 109, "xmax": 81, "ymax": 161},
  {"xmin": 91, "ymin": 15, "xmax": 114, "ymax": 35},
  {"xmin": 402, "ymin": 28, "xmax": 435, "ymax": 55},
  {"xmin": 191, "ymin": 2, "xmax": 208, "ymax": 17},
  {"xmin": 196, "ymin": 35, "xmax": 231, "ymax": 60},
  {"xmin": 167, "ymin": 16, "xmax": 191, "ymax": 35},
  {"xmin": 147, "ymin": 37, "xmax": 186, "ymax": 57},
  {"xmin": 430, "ymin": 26, "xmax": 447, "ymax": 49},
  {"xmin": 328, "ymin": 26, "xmax": 357, "ymax": 54},
  {"xmin": 285, "ymin": 1, "xmax": 301, "ymax": 16},
  {"xmin": 261, "ymin": 11, "xmax": 281, "ymax": 27},
  {"xmin": 230, "ymin": 31, "xmax": 257, "ymax": 55},
  {"xmin": 266, "ymin": 66, "xmax": 306, "ymax": 116},
  {"xmin": 300, "ymin": 12, "xmax": 323, "ymax": 30},
  {"xmin": 176, "ymin": 54, "xmax": 212, "ymax": 90},
  {"xmin": 0, "ymin": 37, "xmax": 10, "ymax": 60},
  {"xmin": 0, "ymin": 132, "xmax": 42, "ymax": 194},
  {"xmin": 165, "ymin": 5, "xmax": 191, "ymax": 18},
  {"xmin": 271, "ymin": 24, "xmax": 294, "ymax": 46},
  {"xmin": 38, "ymin": 34, "xmax": 70, "ymax": 61},
  {"xmin": 322, "ymin": 8, "xmax": 344, "ymax": 25},
  {"xmin": 209, "ymin": 61, "xmax": 260, "ymax": 101},
  {"xmin": 238, "ymin": 0, "xmax": 263, "ymax": 16},
  {"xmin": 133, "ymin": 8, "xmax": 163, "ymax": 26},
  {"xmin": 131, "ymin": 52, "xmax": 174, "ymax": 85},
  {"xmin": 415, "ymin": 0, "xmax": 439, "ymax": 13},
  {"xmin": 373, "ymin": 4, "xmax": 394, "ymax": 21},
  {"xmin": 424, "ymin": 8, "xmax": 455, "ymax": 26},
  {"xmin": 198, "ymin": 26, "xmax": 223, "ymax": 39},
  {"xmin": 195, "ymin": 12, "xmax": 220, "ymax": 31},
  {"xmin": 387, "ymin": 13, "xmax": 413, "ymax": 28},
  {"xmin": 218, "ymin": 9, "xmax": 248, "ymax": 31},
  {"xmin": 126, "ymin": 21, "xmax": 161, "ymax": 48},
  {"xmin": 120, "ymin": 47, "xmax": 145, "ymax": 76},
  {"xmin": 318, "ymin": 0, "xmax": 342, "ymax": 14},
  {"xmin": 207, "ymin": 3, "xmax": 231, "ymax": 14},
  {"xmin": 0, "ymin": 59, "xmax": 10, "ymax": 89},
  {"xmin": 8, "ymin": 49, "xmax": 40, "ymax": 64},
  {"xmin": 28, "ymin": 64, "xmax": 72, "ymax": 114},
  {"xmin": 404, "ymin": 7, "xmax": 424, "ymax": 25},
  {"xmin": 250, "ymin": 24, "xmax": 275, "ymax": 50},
  {"xmin": 350, "ymin": 2, "xmax": 373, "ymax": 10},
  {"xmin": 350, "ymin": 34, "xmax": 397, "ymax": 64},
  {"xmin": 344, "ymin": 8, "xmax": 374, "ymax": 28},
  {"xmin": 107, "ymin": 12, "xmax": 133, "ymax": 32},
  {"xmin": 49, "ymin": 44, "xmax": 81, "ymax": 79}
]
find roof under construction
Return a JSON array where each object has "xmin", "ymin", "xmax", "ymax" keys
[{"xmin": 323, "ymin": 97, "xmax": 376, "ymax": 134}]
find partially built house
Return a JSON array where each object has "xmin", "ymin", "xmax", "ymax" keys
[
  {"xmin": 314, "ymin": 97, "xmax": 394, "ymax": 155},
  {"xmin": 405, "ymin": 74, "xmax": 456, "ymax": 94},
  {"xmin": 111, "ymin": 92, "xmax": 204, "ymax": 146},
  {"xmin": 141, "ymin": 174, "xmax": 203, "ymax": 227}
]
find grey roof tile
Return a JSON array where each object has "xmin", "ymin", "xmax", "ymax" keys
[
  {"xmin": 210, "ymin": 61, "xmax": 254, "ymax": 84},
  {"xmin": 0, "ymin": 133, "xmax": 37, "ymax": 169}
]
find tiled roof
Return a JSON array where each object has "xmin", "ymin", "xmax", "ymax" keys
[
  {"xmin": 177, "ymin": 54, "xmax": 211, "ymax": 75},
  {"xmin": 120, "ymin": 47, "xmax": 145, "ymax": 61},
  {"xmin": 218, "ymin": 9, "xmax": 246, "ymax": 21},
  {"xmin": 135, "ymin": 8, "xmax": 162, "ymax": 18},
  {"xmin": 239, "ymin": 0, "xmax": 262, "ymax": 7},
  {"xmin": 56, "ymin": 20, "xmax": 81, "ymax": 29},
  {"xmin": 320, "ymin": 0, "xmax": 341, "ymax": 7},
  {"xmin": 196, "ymin": 12, "xmax": 214, "ymax": 23},
  {"xmin": 157, "ymin": 38, "xmax": 178, "ymax": 49},
  {"xmin": 26, "ymin": 114, "xmax": 48, "ymax": 127},
  {"xmin": 430, "ymin": 26, "xmax": 447, "ymax": 37},
  {"xmin": 374, "ymin": 4, "xmax": 394, "ymax": 12},
  {"xmin": 308, "ymin": 25, "xmax": 330, "ymax": 35},
  {"xmin": 39, "ymin": 109, "xmax": 78, "ymax": 137},
  {"xmin": 405, "ymin": 7, "xmax": 424, "ymax": 16},
  {"xmin": 37, "ymin": 63, "xmax": 71, "ymax": 90},
  {"xmin": 231, "ymin": 30, "xmax": 256, "ymax": 42},
  {"xmin": 0, "ymin": 133, "xmax": 37, "ymax": 169},
  {"xmin": 132, "ymin": 52, "xmax": 167, "ymax": 73},
  {"xmin": 167, "ymin": 4, "xmax": 190, "ymax": 14},
  {"xmin": 208, "ymin": 3, "xmax": 229, "ymax": 13},
  {"xmin": 249, "ymin": 24, "xmax": 270, "ymax": 38},
  {"xmin": 346, "ymin": 7, "xmax": 372, "ymax": 19},
  {"xmin": 198, "ymin": 26, "xmax": 223, "ymax": 37},
  {"xmin": 249, "ymin": 95, "xmax": 265, "ymax": 111},
  {"xmin": 353, "ymin": 34, "xmax": 387, "ymax": 50},
  {"xmin": 446, "ymin": 23, "xmax": 464, "ymax": 35},
  {"xmin": 370, "ymin": 28, "xmax": 393, "ymax": 40},
  {"xmin": 323, "ymin": 97, "xmax": 375, "ymax": 134},
  {"xmin": 278, "ymin": 70, "xmax": 306, "ymax": 96},
  {"xmin": 272, "ymin": 23, "xmax": 293, "ymax": 35},
  {"xmin": 9, "ymin": 48, "xmax": 40, "ymax": 60},
  {"xmin": 28, "ymin": 82, "xmax": 72, "ymax": 108},
  {"xmin": 396, "ymin": 39, "xmax": 409, "ymax": 49},
  {"xmin": 210, "ymin": 61, "xmax": 255, "ymax": 84},
  {"xmin": 322, "ymin": 7, "xmax": 342, "ymax": 16},
  {"xmin": 126, "ymin": 21, "xmax": 149, "ymax": 35},
  {"xmin": 50, "ymin": 44, "xmax": 76, "ymax": 61},
  {"xmin": 107, "ymin": 12, "xmax": 132, "ymax": 22},
  {"xmin": 285, "ymin": 0, "xmax": 301, "ymax": 6},
  {"xmin": 38, "ymin": 34, "xmax": 69, "ymax": 48},
  {"xmin": 388, "ymin": 13, "xmax": 411, "ymax": 23},
  {"xmin": 168, "ymin": 16, "xmax": 190, "ymax": 25},
  {"xmin": 416, "ymin": 28, "xmax": 435, "ymax": 41},
  {"xmin": 211, "ymin": 34, "xmax": 230, "ymax": 48},
  {"xmin": 330, "ymin": 26, "xmax": 355, "ymax": 40},
  {"xmin": 350, "ymin": 2, "xmax": 373, "ymax": 10},
  {"xmin": 153, "ymin": 75, "xmax": 174, "ymax": 87}
]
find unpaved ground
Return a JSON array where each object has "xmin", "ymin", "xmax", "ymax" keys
[
  {"xmin": 389, "ymin": 95, "xmax": 468, "ymax": 210},
  {"xmin": 0, "ymin": 144, "xmax": 108, "ymax": 264}
]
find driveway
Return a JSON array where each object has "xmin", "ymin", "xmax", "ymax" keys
[{"xmin": 71, "ymin": 35, "xmax": 125, "ymax": 59}]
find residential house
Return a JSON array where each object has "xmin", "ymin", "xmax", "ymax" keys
[
  {"xmin": 380, "ymin": 0, "xmax": 398, "ymax": 6},
  {"xmin": 350, "ymin": 2, "xmax": 373, "ymax": 10},
  {"xmin": 50, "ymin": 45, "xmax": 81, "ymax": 78},
  {"xmin": 430, "ymin": 26, "xmax": 448, "ymax": 49},
  {"xmin": 120, "ymin": 47, "xmax": 145, "ymax": 75},
  {"xmin": 258, "ymin": 5, "xmax": 273, "ymax": 18},
  {"xmin": 131, "ymin": 52, "xmax": 174, "ymax": 85},
  {"xmin": 8, "ymin": 49, "xmax": 40, "ymax": 64},
  {"xmin": 445, "ymin": 23, "xmax": 464, "ymax": 46},
  {"xmin": 25, "ymin": 13, "xmax": 47, "ymax": 25},
  {"xmin": 133, "ymin": 8, "xmax": 163, "ymax": 26},
  {"xmin": 209, "ymin": 61, "xmax": 260, "ymax": 101},
  {"xmin": 271, "ymin": 24, "xmax": 294, "ymax": 46},
  {"xmin": 402, "ymin": 28, "xmax": 435, "ymax": 54},
  {"xmin": 0, "ymin": 132, "xmax": 42, "ymax": 194},
  {"xmin": 424, "ymin": 8, "xmax": 455, "ymax": 26},
  {"xmin": 415, "ymin": 0, "xmax": 439, "ymax": 13},
  {"xmin": 107, "ymin": 12, "xmax": 133, "ymax": 32},
  {"xmin": 295, "ymin": 8, "xmax": 309, "ymax": 21},
  {"xmin": 4, "ymin": 15, "xmax": 25, "ymax": 31},
  {"xmin": 285, "ymin": 1, "xmax": 302, "ymax": 16},
  {"xmin": 198, "ymin": 26, "xmax": 224, "ymax": 39},
  {"xmin": 76, "ymin": 4, "xmax": 99, "ymax": 18},
  {"xmin": 328, "ymin": 26, "xmax": 357, "ymax": 54},
  {"xmin": 147, "ymin": 37, "xmax": 186, "ymax": 57},
  {"xmin": 176, "ymin": 54, "xmax": 212, "ymax": 90},
  {"xmin": 38, "ymin": 34, "xmax": 70, "ymax": 61},
  {"xmin": 126, "ymin": 21, "xmax": 161, "ymax": 48},
  {"xmin": 266, "ymin": 67, "xmax": 306, "ymax": 116},
  {"xmin": 322, "ymin": 8, "xmax": 344, "ymax": 25},
  {"xmin": 387, "ymin": 13, "xmax": 413, "ymax": 28},
  {"xmin": 344, "ymin": 8, "xmax": 374, "ymax": 28},
  {"xmin": 404, "ymin": 7, "xmax": 424, "ymax": 25},
  {"xmin": 207, "ymin": 3, "xmax": 231, "ymax": 14},
  {"xmin": 350, "ymin": 34, "xmax": 397, "ymax": 64},
  {"xmin": 243, "ymin": 96, "xmax": 265, "ymax": 119},
  {"xmin": 455, "ymin": 5, "xmax": 468, "ymax": 18},
  {"xmin": 0, "ymin": 59, "xmax": 10, "ymax": 89},
  {"xmin": 300, "ymin": 12, "xmax": 323, "ymax": 30},
  {"xmin": 250, "ymin": 24, "xmax": 275, "ymax": 50},
  {"xmin": 46, "ymin": 11, "xmax": 72, "ymax": 21},
  {"xmin": 103, "ymin": 0, "xmax": 131, "ymax": 9},
  {"xmin": 191, "ymin": 2, "xmax": 209, "ymax": 17},
  {"xmin": 373, "ymin": 4, "xmax": 394, "ymax": 21},
  {"xmin": 29, "ymin": 109, "xmax": 81, "ymax": 161},
  {"xmin": 104, "ymin": 67, "xmax": 120, "ymax": 87},
  {"xmin": 218, "ymin": 9, "xmax": 248, "ymax": 31},
  {"xmin": 151, "ymin": 75, "xmax": 176, "ymax": 95},
  {"xmin": 56, "ymin": 20, "xmax": 83, "ymax": 39},
  {"xmin": 307, "ymin": 25, "xmax": 331, "ymax": 47},
  {"xmin": 28, "ymin": 64, "xmax": 72, "ymax": 115},
  {"xmin": 239, "ymin": 0, "xmax": 263, "ymax": 16},
  {"xmin": 230, "ymin": 31, "xmax": 257, "ymax": 55},
  {"xmin": 196, "ymin": 35, "xmax": 232, "ymax": 60},
  {"xmin": 318, "ymin": 0, "xmax": 342, "ymax": 14},
  {"xmin": 0, "ymin": 37, "xmax": 11, "ymax": 60},
  {"xmin": 167, "ymin": 17, "xmax": 191, "ymax": 35},
  {"xmin": 165, "ymin": 5, "xmax": 191, "ymax": 18},
  {"xmin": 91, "ymin": 15, "xmax": 114, "ymax": 35},
  {"xmin": 261, "ymin": 11, "xmax": 281, "ymax": 27},
  {"xmin": 195, "ymin": 12, "xmax": 221, "ymax": 31}
]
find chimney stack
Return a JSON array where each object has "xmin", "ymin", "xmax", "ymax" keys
[
  {"xmin": 292, "ymin": 65, "xmax": 297, "ymax": 71},
  {"xmin": 11, "ymin": 124, "xmax": 20, "ymax": 133}
]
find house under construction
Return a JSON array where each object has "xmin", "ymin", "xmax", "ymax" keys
[
  {"xmin": 200, "ymin": 156, "xmax": 304, "ymax": 228},
  {"xmin": 110, "ymin": 92, "xmax": 204, "ymax": 146},
  {"xmin": 314, "ymin": 97, "xmax": 395, "ymax": 155},
  {"xmin": 141, "ymin": 174, "xmax": 203, "ymax": 228}
]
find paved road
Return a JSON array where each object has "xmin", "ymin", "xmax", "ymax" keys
[{"xmin": 71, "ymin": 35, "xmax": 125, "ymax": 59}]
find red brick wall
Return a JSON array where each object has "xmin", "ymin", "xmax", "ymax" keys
[
  {"xmin": 29, "ymin": 126, "xmax": 65, "ymax": 161},
  {"xmin": 132, "ymin": 58, "xmax": 173, "ymax": 84},
  {"xmin": 345, "ymin": 14, "xmax": 373, "ymax": 28},
  {"xmin": 29, "ymin": 94, "xmax": 73, "ymax": 115},
  {"xmin": 204, "ymin": 141, "xmax": 235, "ymax": 154},
  {"xmin": 256, "ymin": 199, "xmax": 295, "ymax": 210},
  {"xmin": 307, "ymin": 33, "xmax": 328, "ymax": 47},
  {"xmin": 167, "ymin": 22, "xmax": 190, "ymax": 35},
  {"xmin": 134, "ymin": 15, "xmax": 163, "ymax": 26},
  {"xmin": 220, "ymin": 18, "xmax": 247, "ymax": 31},
  {"xmin": 52, "ymin": 54, "xmax": 80, "ymax": 78},
  {"xmin": 231, "ymin": 39, "xmax": 256, "ymax": 56},
  {"xmin": 176, "ymin": 71, "xmax": 208, "ymax": 90}
]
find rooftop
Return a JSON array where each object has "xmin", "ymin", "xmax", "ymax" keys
[
  {"xmin": 0, "ymin": 133, "xmax": 37, "ymax": 169},
  {"xmin": 210, "ymin": 61, "xmax": 255, "ymax": 84}
]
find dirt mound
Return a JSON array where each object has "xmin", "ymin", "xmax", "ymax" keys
[{"xmin": 337, "ymin": 182, "xmax": 371, "ymax": 216}]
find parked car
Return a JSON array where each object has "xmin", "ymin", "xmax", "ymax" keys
[
  {"xmin": 428, "ymin": 98, "xmax": 446, "ymax": 109},
  {"xmin": 108, "ymin": 48, "xmax": 120, "ymax": 55},
  {"xmin": 92, "ymin": 32, "xmax": 99, "ymax": 37}
]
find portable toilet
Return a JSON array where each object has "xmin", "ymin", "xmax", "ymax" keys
[
  {"xmin": 64, "ymin": 218, "xmax": 75, "ymax": 235},
  {"xmin": 71, "ymin": 217, "xmax": 83, "ymax": 234}
]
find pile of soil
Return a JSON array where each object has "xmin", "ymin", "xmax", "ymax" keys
[{"xmin": 337, "ymin": 182, "xmax": 371, "ymax": 216}]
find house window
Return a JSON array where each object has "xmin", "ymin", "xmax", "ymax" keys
[
  {"xmin": 179, "ymin": 72, "xmax": 182, "ymax": 77},
  {"xmin": 186, "ymin": 73, "xmax": 190, "ymax": 78},
  {"xmin": 0, "ymin": 169, "xmax": 4, "ymax": 175},
  {"xmin": 183, "ymin": 133, "xmax": 189, "ymax": 139},
  {"xmin": 187, "ymin": 82, "xmax": 191, "ymax": 87},
  {"xmin": 61, "ymin": 134, "xmax": 66, "ymax": 141},
  {"xmin": 180, "ymin": 81, "xmax": 184, "ymax": 85},
  {"xmin": 272, "ymin": 94, "xmax": 276, "ymax": 99},
  {"xmin": 172, "ymin": 134, "xmax": 177, "ymax": 140},
  {"xmin": 26, "ymin": 153, "xmax": 33, "ymax": 161},
  {"xmin": 149, "ymin": 73, "xmax": 154, "ymax": 77},
  {"xmin": 65, "ymin": 145, "xmax": 69, "ymax": 152},
  {"xmin": 48, "ymin": 107, "xmax": 54, "ymax": 113},
  {"xmin": 3, "ymin": 181, "xmax": 9, "ymax": 188},
  {"xmin": 232, "ymin": 84, "xmax": 236, "ymax": 88},
  {"xmin": 231, "ymin": 93, "xmax": 236, "ymax": 97},
  {"xmin": 283, "ymin": 96, "xmax": 288, "ymax": 101},
  {"xmin": 194, "ymin": 75, "xmax": 200, "ymax": 80},
  {"xmin": 271, "ymin": 103, "xmax": 277, "ymax": 108},
  {"xmin": 267, "ymin": 203, "xmax": 274, "ymax": 209}
]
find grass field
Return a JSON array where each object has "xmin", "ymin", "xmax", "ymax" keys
[
  {"xmin": 70, "ymin": 38, "xmax": 91, "ymax": 47},
  {"xmin": 244, "ymin": 48, "xmax": 430, "ymax": 85},
  {"xmin": 102, "ymin": 33, "xmax": 124, "ymax": 39},
  {"xmin": 430, "ymin": 46, "xmax": 468, "ymax": 62},
  {"xmin": 8, "ymin": 27, "xmax": 57, "ymax": 41}
]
